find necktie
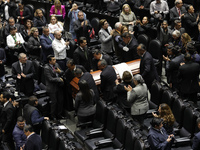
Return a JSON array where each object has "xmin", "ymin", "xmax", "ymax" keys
[
  {"xmin": 178, "ymin": 9, "xmax": 181, "ymax": 17},
  {"xmin": 84, "ymin": 50, "xmax": 88, "ymax": 60},
  {"xmin": 22, "ymin": 63, "xmax": 26, "ymax": 73}
]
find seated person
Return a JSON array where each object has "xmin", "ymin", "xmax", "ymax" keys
[
  {"xmin": 92, "ymin": 49, "xmax": 112, "ymax": 71},
  {"xmin": 134, "ymin": 0, "xmax": 151, "ymax": 11},
  {"xmin": 124, "ymin": 74, "xmax": 149, "ymax": 124},
  {"xmin": 181, "ymin": 33, "xmax": 191, "ymax": 54},
  {"xmin": 48, "ymin": 15, "xmax": 63, "ymax": 34},
  {"xmin": 12, "ymin": 116, "xmax": 27, "ymax": 150},
  {"xmin": 15, "ymin": 1, "xmax": 31, "ymax": 25},
  {"xmin": 148, "ymin": 117, "xmax": 174, "ymax": 150},
  {"xmin": 27, "ymin": 27, "xmax": 42, "ymax": 59},
  {"xmin": 4, "ymin": 17, "xmax": 22, "ymax": 37},
  {"xmin": 21, "ymin": 19, "xmax": 33, "ymax": 42},
  {"xmin": 23, "ymin": 96, "xmax": 49, "ymax": 134},
  {"xmin": 119, "ymin": 4, "xmax": 137, "ymax": 32},
  {"xmin": 33, "ymin": 9, "xmax": 47, "ymax": 35},
  {"xmin": 75, "ymin": 80, "xmax": 96, "ymax": 123},
  {"xmin": 170, "ymin": 30, "xmax": 181, "ymax": 47},
  {"xmin": 171, "ymin": 20, "xmax": 185, "ymax": 35},
  {"xmin": 50, "ymin": 0, "xmax": 66, "ymax": 21},
  {"xmin": 103, "ymin": 0, "xmax": 121, "ymax": 13},
  {"xmin": 134, "ymin": 16, "xmax": 151, "ymax": 37}
]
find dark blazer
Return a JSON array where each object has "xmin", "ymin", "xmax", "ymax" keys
[
  {"xmin": 178, "ymin": 61, "xmax": 200, "ymax": 94},
  {"xmin": 140, "ymin": 51, "xmax": 159, "ymax": 89},
  {"xmin": 1, "ymin": 1, "xmax": 17, "ymax": 20},
  {"xmin": 21, "ymin": 27, "xmax": 31, "ymax": 42},
  {"xmin": 169, "ymin": 6, "xmax": 187, "ymax": 26},
  {"xmin": 184, "ymin": 12, "xmax": 199, "ymax": 40},
  {"xmin": 33, "ymin": 16, "xmax": 47, "ymax": 35},
  {"xmin": 0, "ymin": 48, "xmax": 6, "ymax": 77},
  {"xmin": 73, "ymin": 19, "xmax": 92, "ymax": 42},
  {"xmin": 73, "ymin": 47, "xmax": 92, "ymax": 71},
  {"xmin": 92, "ymin": 54, "xmax": 113, "ymax": 71},
  {"xmin": 27, "ymin": 36, "xmax": 41, "ymax": 58},
  {"xmin": 4, "ymin": 23, "xmax": 22, "ymax": 37},
  {"xmin": 24, "ymin": 133, "xmax": 42, "ymax": 150},
  {"xmin": 40, "ymin": 33, "xmax": 54, "ymax": 62},
  {"xmin": 12, "ymin": 60, "xmax": 35, "ymax": 96},
  {"xmin": 122, "ymin": 37, "xmax": 139, "ymax": 62},
  {"xmin": 44, "ymin": 63, "xmax": 64, "ymax": 93},
  {"xmin": 192, "ymin": 131, "xmax": 200, "ymax": 150},
  {"xmin": 15, "ymin": 7, "xmax": 31, "ymax": 24},
  {"xmin": 134, "ymin": 0, "xmax": 151, "ymax": 11},
  {"xmin": 65, "ymin": 65, "xmax": 86, "ymax": 83},
  {"xmin": 100, "ymin": 65, "xmax": 117, "ymax": 102},
  {"xmin": 79, "ymin": 72, "xmax": 99, "ymax": 102}
]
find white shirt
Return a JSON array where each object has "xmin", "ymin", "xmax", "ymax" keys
[
  {"xmin": 3, "ymin": 101, "xmax": 9, "ymax": 107},
  {"xmin": 150, "ymin": 0, "xmax": 169, "ymax": 18},
  {"xmin": 4, "ymin": 4, "xmax": 9, "ymax": 20},
  {"xmin": 52, "ymin": 38, "xmax": 70, "ymax": 60},
  {"xmin": 48, "ymin": 22, "xmax": 63, "ymax": 34},
  {"xmin": 6, "ymin": 33, "xmax": 25, "ymax": 49},
  {"xmin": 19, "ymin": 61, "xmax": 23, "ymax": 71},
  {"xmin": 27, "ymin": 133, "xmax": 35, "ymax": 139}
]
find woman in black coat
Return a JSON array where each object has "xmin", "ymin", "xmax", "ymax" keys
[
  {"xmin": 27, "ymin": 27, "xmax": 42, "ymax": 59},
  {"xmin": 21, "ymin": 19, "xmax": 33, "ymax": 42},
  {"xmin": 33, "ymin": 9, "xmax": 47, "ymax": 35}
]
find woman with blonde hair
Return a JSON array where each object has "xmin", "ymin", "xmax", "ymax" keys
[
  {"xmin": 50, "ymin": 0, "xmax": 66, "ymax": 20},
  {"xmin": 119, "ymin": 4, "xmax": 137, "ymax": 31},
  {"xmin": 181, "ymin": 33, "xmax": 191, "ymax": 54},
  {"xmin": 152, "ymin": 103, "xmax": 175, "ymax": 134},
  {"xmin": 48, "ymin": 15, "xmax": 63, "ymax": 34},
  {"xmin": 33, "ymin": 9, "xmax": 47, "ymax": 35}
]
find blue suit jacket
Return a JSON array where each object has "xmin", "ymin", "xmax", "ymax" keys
[
  {"xmin": 192, "ymin": 131, "xmax": 200, "ymax": 150},
  {"xmin": 24, "ymin": 133, "xmax": 42, "ymax": 150}
]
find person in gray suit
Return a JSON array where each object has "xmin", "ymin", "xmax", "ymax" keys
[
  {"xmin": 44, "ymin": 55, "xmax": 64, "ymax": 120},
  {"xmin": 124, "ymin": 74, "xmax": 149, "ymax": 125},
  {"xmin": 98, "ymin": 19, "xmax": 114, "ymax": 55}
]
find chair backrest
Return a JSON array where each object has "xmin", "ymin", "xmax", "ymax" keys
[
  {"xmin": 114, "ymin": 119, "xmax": 127, "ymax": 147},
  {"xmin": 161, "ymin": 89, "xmax": 174, "ymax": 109},
  {"xmin": 124, "ymin": 128, "xmax": 137, "ymax": 150},
  {"xmin": 26, "ymin": 4, "xmax": 34, "ymax": 20},
  {"xmin": 150, "ymin": 80, "xmax": 163, "ymax": 107},
  {"xmin": 90, "ymin": 18, "xmax": 100, "ymax": 36},
  {"xmin": 138, "ymin": 34, "xmax": 149, "ymax": 49},
  {"xmin": 172, "ymin": 98, "xmax": 185, "ymax": 128},
  {"xmin": 148, "ymin": 39, "xmax": 162, "ymax": 60},
  {"xmin": 133, "ymin": 139, "xmax": 145, "ymax": 150},
  {"xmin": 41, "ymin": 120, "xmax": 51, "ymax": 145},
  {"xmin": 48, "ymin": 130, "xmax": 60, "ymax": 150}
]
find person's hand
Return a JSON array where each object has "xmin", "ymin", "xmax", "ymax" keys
[
  {"xmin": 198, "ymin": 22, "xmax": 200, "ymax": 32},
  {"xmin": 21, "ymin": 17, "xmax": 24, "ymax": 19},
  {"xmin": 180, "ymin": 62, "xmax": 185, "ymax": 66},
  {"xmin": 3, "ymin": 22, "xmax": 6, "ymax": 27},
  {"xmin": 55, "ymin": 67, "xmax": 61, "ymax": 73},
  {"xmin": 163, "ymin": 55, "xmax": 170, "ymax": 61},
  {"xmin": 152, "ymin": 111, "xmax": 158, "ymax": 117},
  {"xmin": 17, "ymin": 74, "xmax": 21, "ymax": 79},
  {"xmin": 85, "ymin": 20, "xmax": 88, "ymax": 25},
  {"xmin": 129, "ymin": 22, "xmax": 134, "ymax": 25},
  {"xmin": 39, "ymin": 46, "xmax": 42, "ymax": 48},
  {"xmin": 139, "ymin": 5, "xmax": 144, "ymax": 9},
  {"xmin": 124, "ymin": 85, "xmax": 133, "ymax": 92},
  {"xmin": 44, "ymin": 117, "xmax": 49, "ymax": 120},
  {"xmin": 0, "ymin": 60, "xmax": 2, "ymax": 64},
  {"xmin": 123, "ymin": 46, "xmax": 129, "ymax": 52},
  {"xmin": 169, "ymin": 83, "xmax": 172, "ymax": 88},
  {"xmin": 90, "ymin": 69, "xmax": 93, "ymax": 72},
  {"xmin": 2, "ymin": 129, "xmax": 5, "ymax": 133},
  {"xmin": 110, "ymin": 29, "xmax": 115, "ymax": 36},
  {"xmin": 164, "ymin": 44, "xmax": 169, "ymax": 47},
  {"xmin": 81, "ymin": 21, "xmax": 84, "ymax": 27},
  {"xmin": 154, "ymin": 11, "xmax": 158, "ymax": 14},
  {"xmin": 167, "ymin": 134, "xmax": 174, "ymax": 142},
  {"xmin": 65, "ymin": 41, "xmax": 70, "ymax": 46},
  {"xmin": 17, "ymin": 16, "xmax": 20, "ymax": 19},
  {"xmin": 12, "ymin": 100, "xmax": 19, "ymax": 107},
  {"xmin": 21, "ymin": 73, "xmax": 26, "ymax": 78},
  {"xmin": 181, "ymin": 14, "xmax": 184, "ymax": 18},
  {"xmin": 115, "ymin": 79, "xmax": 119, "ymax": 85}
]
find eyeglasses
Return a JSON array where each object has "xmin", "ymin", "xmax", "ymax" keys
[{"xmin": 34, "ymin": 31, "xmax": 39, "ymax": 32}]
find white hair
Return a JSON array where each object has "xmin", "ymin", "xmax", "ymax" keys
[
  {"xmin": 115, "ymin": 22, "xmax": 122, "ymax": 29},
  {"xmin": 175, "ymin": 0, "xmax": 182, "ymax": 5},
  {"xmin": 172, "ymin": 30, "xmax": 181, "ymax": 38}
]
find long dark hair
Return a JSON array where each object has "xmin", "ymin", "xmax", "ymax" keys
[{"xmin": 78, "ymin": 80, "xmax": 92, "ymax": 103}]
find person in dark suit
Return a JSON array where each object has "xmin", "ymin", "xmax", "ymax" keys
[
  {"xmin": 33, "ymin": 9, "xmax": 47, "ymax": 35},
  {"xmin": 178, "ymin": 53, "xmax": 199, "ymax": 104},
  {"xmin": 0, "ymin": 92, "xmax": 15, "ymax": 150},
  {"xmin": 44, "ymin": 55, "xmax": 64, "ymax": 120},
  {"xmin": 75, "ymin": 68, "xmax": 99, "ymax": 103},
  {"xmin": 134, "ymin": 0, "xmax": 151, "ymax": 11},
  {"xmin": 73, "ymin": 11, "xmax": 92, "ymax": 44},
  {"xmin": 64, "ymin": 59, "xmax": 86, "ymax": 111},
  {"xmin": 121, "ymin": 32, "xmax": 139, "ymax": 62},
  {"xmin": 92, "ymin": 49, "xmax": 112, "ymax": 71},
  {"xmin": 1, "ymin": 0, "xmax": 17, "ymax": 21},
  {"xmin": 137, "ymin": 44, "xmax": 159, "ymax": 92},
  {"xmin": 114, "ymin": 71, "xmax": 134, "ymax": 113},
  {"xmin": 192, "ymin": 118, "xmax": 200, "ymax": 150},
  {"xmin": 165, "ymin": 45, "xmax": 184, "ymax": 91},
  {"xmin": 73, "ymin": 37, "xmax": 92, "ymax": 72},
  {"xmin": 0, "ymin": 48, "xmax": 6, "ymax": 82},
  {"xmin": 4, "ymin": 17, "xmax": 22, "ymax": 37},
  {"xmin": 169, "ymin": 0, "xmax": 187, "ymax": 28},
  {"xmin": 40, "ymin": 27, "xmax": 54, "ymax": 63},
  {"xmin": 23, "ymin": 125, "xmax": 42, "ymax": 150},
  {"xmin": 184, "ymin": 5, "xmax": 200, "ymax": 40},
  {"xmin": 98, "ymin": 59, "xmax": 117, "ymax": 102},
  {"xmin": 12, "ymin": 53, "xmax": 35, "ymax": 96}
]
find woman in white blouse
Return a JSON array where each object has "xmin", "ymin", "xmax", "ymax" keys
[{"xmin": 48, "ymin": 15, "xmax": 63, "ymax": 34}]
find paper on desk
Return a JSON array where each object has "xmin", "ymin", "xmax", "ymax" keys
[{"xmin": 113, "ymin": 63, "xmax": 133, "ymax": 79}]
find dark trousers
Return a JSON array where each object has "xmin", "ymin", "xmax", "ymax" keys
[
  {"xmin": 1, "ymin": 132, "xmax": 15, "ymax": 150},
  {"xmin": 56, "ymin": 58, "xmax": 69, "ymax": 72},
  {"xmin": 48, "ymin": 88, "xmax": 64, "ymax": 118}
]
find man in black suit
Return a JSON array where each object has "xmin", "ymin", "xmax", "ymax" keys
[
  {"xmin": 73, "ymin": 37, "xmax": 92, "ymax": 72},
  {"xmin": 137, "ymin": 44, "xmax": 159, "ymax": 92},
  {"xmin": 92, "ymin": 49, "xmax": 113, "ymax": 71},
  {"xmin": 44, "ymin": 55, "xmax": 64, "ymax": 120},
  {"xmin": 0, "ymin": 92, "xmax": 15, "ymax": 150},
  {"xmin": 184, "ymin": 5, "xmax": 200, "ymax": 40},
  {"xmin": 73, "ymin": 11, "xmax": 92, "ymax": 44},
  {"xmin": 178, "ymin": 53, "xmax": 199, "ymax": 104},
  {"xmin": 165, "ymin": 46, "xmax": 184, "ymax": 91},
  {"xmin": 5, "ymin": 17, "xmax": 22, "ymax": 37},
  {"xmin": 23, "ymin": 125, "xmax": 42, "ymax": 150},
  {"xmin": 169, "ymin": 0, "xmax": 186, "ymax": 28},
  {"xmin": 98, "ymin": 59, "xmax": 117, "ymax": 102},
  {"xmin": 12, "ymin": 53, "xmax": 35, "ymax": 96},
  {"xmin": 121, "ymin": 32, "xmax": 139, "ymax": 62},
  {"xmin": 74, "ymin": 68, "xmax": 99, "ymax": 103}
]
